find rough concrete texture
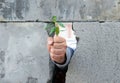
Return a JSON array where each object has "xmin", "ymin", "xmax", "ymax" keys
[
  {"xmin": 0, "ymin": 23, "xmax": 50, "ymax": 83},
  {"xmin": 0, "ymin": 0, "xmax": 120, "ymax": 21},
  {"xmin": 0, "ymin": 0, "xmax": 120, "ymax": 83},
  {"xmin": 0, "ymin": 22, "xmax": 120, "ymax": 83},
  {"xmin": 66, "ymin": 22, "xmax": 120, "ymax": 83}
]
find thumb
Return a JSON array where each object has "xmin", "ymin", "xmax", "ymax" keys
[
  {"xmin": 47, "ymin": 37, "xmax": 53, "ymax": 52},
  {"xmin": 47, "ymin": 37, "xmax": 53, "ymax": 45}
]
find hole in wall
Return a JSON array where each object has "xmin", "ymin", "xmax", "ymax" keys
[
  {"xmin": 46, "ymin": 23, "xmax": 79, "ymax": 83},
  {"xmin": 45, "ymin": 22, "xmax": 79, "ymax": 83}
]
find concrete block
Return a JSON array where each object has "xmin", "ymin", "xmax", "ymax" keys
[
  {"xmin": 66, "ymin": 22, "xmax": 120, "ymax": 83},
  {"xmin": 1, "ymin": 22, "xmax": 120, "ymax": 83},
  {"xmin": 0, "ymin": 0, "xmax": 120, "ymax": 21},
  {"xmin": 0, "ymin": 23, "xmax": 49, "ymax": 83}
]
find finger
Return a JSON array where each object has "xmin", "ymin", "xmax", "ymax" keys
[
  {"xmin": 54, "ymin": 36, "xmax": 66, "ymax": 43},
  {"xmin": 50, "ymin": 53, "xmax": 65, "ymax": 62},
  {"xmin": 47, "ymin": 37, "xmax": 53, "ymax": 52},
  {"xmin": 47, "ymin": 37, "xmax": 53, "ymax": 45},
  {"xmin": 50, "ymin": 52, "xmax": 58, "ymax": 61},
  {"xmin": 53, "ymin": 42, "xmax": 67, "ymax": 49},
  {"xmin": 50, "ymin": 47, "xmax": 66, "ymax": 55}
]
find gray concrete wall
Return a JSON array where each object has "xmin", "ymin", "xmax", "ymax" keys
[
  {"xmin": 0, "ymin": 0, "xmax": 120, "ymax": 83},
  {"xmin": 0, "ymin": 0, "xmax": 120, "ymax": 21},
  {"xmin": 67, "ymin": 22, "xmax": 120, "ymax": 83}
]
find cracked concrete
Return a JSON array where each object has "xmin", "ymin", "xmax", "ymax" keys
[{"xmin": 0, "ymin": 0, "xmax": 120, "ymax": 83}]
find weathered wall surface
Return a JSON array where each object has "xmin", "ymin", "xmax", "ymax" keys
[
  {"xmin": 67, "ymin": 22, "xmax": 120, "ymax": 83},
  {"xmin": 0, "ymin": 0, "xmax": 120, "ymax": 83},
  {"xmin": 0, "ymin": 0, "xmax": 120, "ymax": 21},
  {"xmin": 0, "ymin": 23, "xmax": 49, "ymax": 83}
]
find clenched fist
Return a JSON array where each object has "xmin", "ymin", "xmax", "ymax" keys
[{"xmin": 47, "ymin": 36, "xmax": 67, "ymax": 64}]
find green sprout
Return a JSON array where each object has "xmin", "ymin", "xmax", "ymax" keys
[{"xmin": 45, "ymin": 16, "xmax": 65, "ymax": 37}]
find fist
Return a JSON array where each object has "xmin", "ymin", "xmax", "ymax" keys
[{"xmin": 47, "ymin": 36, "xmax": 67, "ymax": 64}]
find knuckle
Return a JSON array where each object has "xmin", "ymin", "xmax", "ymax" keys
[
  {"xmin": 50, "ymin": 47, "xmax": 55, "ymax": 53},
  {"xmin": 54, "ymin": 44, "xmax": 62, "ymax": 48},
  {"xmin": 50, "ymin": 54, "xmax": 56, "ymax": 60},
  {"xmin": 51, "ymin": 49, "xmax": 55, "ymax": 53},
  {"xmin": 53, "ymin": 43, "xmax": 59, "ymax": 47},
  {"xmin": 50, "ymin": 52, "xmax": 55, "ymax": 56},
  {"xmin": 54, "ymin": 36, "xmax": 66, "ymax": 43}
]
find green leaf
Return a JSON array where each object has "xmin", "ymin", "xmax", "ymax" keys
[
  {"xmin": 45, "ymin": 23, "xmax": 53, "ymax": 30},
  {"xmin": 50, "ymin": 27, "xmax": 55, "ymax": 35},
  {"xmin": 52, "ymin": 16, "xmax": 57, "ymax": 22},
  {"xmin": 58, "ymin": 22, "xmax": 65, "ymax": 28},
  {"xmin": 55, "ymin": 27, "xmax": 59, "ymax": 36}
]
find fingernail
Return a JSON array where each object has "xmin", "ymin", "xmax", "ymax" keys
[
  {"xmin": 48, "ymin": 40, "xmax": 53, "ymax": 44},
  {"xmin": 48, "ymin": 37, "xmax": 53, "ymax": 44}
]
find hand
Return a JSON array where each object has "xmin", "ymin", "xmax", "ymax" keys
[{"xmin": 47, "ymin": 36, "xmax": 67, "ymax": 64}]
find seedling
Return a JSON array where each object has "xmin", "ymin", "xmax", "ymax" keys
[{"xmin": 45, "ymin": 16, "xmax": 65, "ymax": 37}]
